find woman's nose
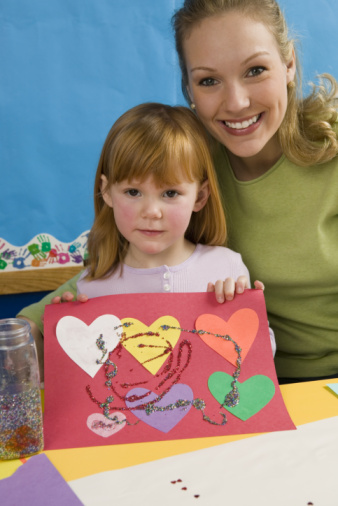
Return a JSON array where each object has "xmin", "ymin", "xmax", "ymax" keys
[{"xmin": 223, "ymin": 82, "xmax": 250, "ymax": 113}]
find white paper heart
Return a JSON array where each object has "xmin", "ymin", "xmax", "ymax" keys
[{"xmin": 56, "ymin": 315, "xmax": 122, "ymax": 377}]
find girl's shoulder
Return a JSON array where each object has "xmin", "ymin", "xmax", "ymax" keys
[
  {"xmin": 193, "ymin": 244, "xmax": 249, "ymax": 279},
  {"xmin": 195, "ymin": 243, "xmax": 243, "ymax": 262}
]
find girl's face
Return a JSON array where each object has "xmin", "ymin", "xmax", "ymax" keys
[
  {"xmin": 183, "ymin": 12, "xmax": 295, "ymax": 167},
  {"xmin": 101, "ymin": 174, "xmax": 209, "ymax": 268}
]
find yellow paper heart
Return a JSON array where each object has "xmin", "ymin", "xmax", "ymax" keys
[{"xmin": 120, "ymin": 316, "xmax": 181, "ymax": 375}]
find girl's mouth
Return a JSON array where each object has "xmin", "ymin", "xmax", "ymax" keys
[{"xmin": 139, "ymin": 230, "xmax": 163, "ymax": 236}]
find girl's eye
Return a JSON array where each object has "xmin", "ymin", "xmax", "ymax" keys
[
  {"xmin": 126, "ymin": 189, "xmax": 140, "ymax": 197},
  {"xmin": 199, "ymin": 77, "xmax": 217, "ymax": 87},
  {"xmin": 163, "ymin": 190, "xmax": 179, "ymax": 198},
  {"xmin": 247, "ymin": 66, "xmax": 265, "ymax": 77}
]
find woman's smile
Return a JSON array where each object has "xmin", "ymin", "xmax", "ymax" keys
[{"xmin": 219, "ymin": 113, "xmax": 263, "ymax": 135}]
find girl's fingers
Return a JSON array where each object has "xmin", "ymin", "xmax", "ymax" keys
[
  {"xmin": 61, "ymin": 291, "xmax": 75, "ymax": 302},
  {"xmin": 213, "ymin": 279, "xmax": 225, "ymax": 303},
  {"xmin": 209, "ymin": 276, "xmax": 255, "ymax": 304},
  {"xmin": 77, "ymin": 293, "xmax": 89, "ymax": 303},
  {"xmin": 254, "ymin": 280, "xmax": 265, "ymax": 290},
  {"xmin": 235, "ymin": 275, "xmax": 250, "ymax": 294},
  {"xmin": 207, "ymin": 282, "xmax": 215, "ymax": 293},
  {"xmin": 51, "ymin": 292, "xmax": 88, "ymax": 305},
  {"xmin": 52, "ymin": 292, "xmax": 75, "ymax": 304},
  {"xmin": 223, "ymin": 277, "xmax": 236, "ymax": 301}
]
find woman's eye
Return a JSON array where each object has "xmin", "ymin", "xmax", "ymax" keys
[
  {"xmin": 199, "ymin": 77, "xmax": 217, "ymax": 87},
  {"xmin": 126, "ymin": 189, "xmax": 140, "ymax": 197},
  {"xmin": 247, "ymin": 66, "xmax": 265, "ymax": 77},
  {"xmin": 163, "ymin": 190, "xmax": 179, "ymax": 198}
]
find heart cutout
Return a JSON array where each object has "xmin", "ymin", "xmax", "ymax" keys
[
  {"xmin": 195, "ymin": 309, "xmax": 259, "ymax": 365},
  {"xmin": 125, "ymin": 384, "xmax": 193, "ymax": 432},
  {"xmin": 208, "ymin": 372, "xmax": 275, "ymax": 421},
  {"xmin": 120, "ymin": 316, "xmax": 181, "ymax": 375},
  {"xmin": 56, "ymin": 315, "xmax": 123, "ymax": 377},
  {"xmin": 87, "ymin": 413, "xmax": 126, "ymax": 437}
]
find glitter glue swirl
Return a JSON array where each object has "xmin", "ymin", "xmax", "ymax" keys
[{"xmin": 86, "ymin": 322, "xmax": 242, "ymax": 427}]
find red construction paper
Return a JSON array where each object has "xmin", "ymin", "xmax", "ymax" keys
[{"xmin": 43, "ymin": 290, "xmax": 295, "ymax": 450}]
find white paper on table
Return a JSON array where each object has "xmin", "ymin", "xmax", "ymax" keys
[{"xmin": 70, "ymin": 416, "xmax": 338, "ymax": 506}]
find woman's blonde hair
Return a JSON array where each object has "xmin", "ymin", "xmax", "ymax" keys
[
  {"xmin": 87, "ymin": 102, "xmax": 227, "ymax": 279},
  {"xmin": 172, "ymin": 0, "xmax": 338, "ymax": 166}
]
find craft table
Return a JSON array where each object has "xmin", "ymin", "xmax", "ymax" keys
[{"xmin": 1, "ymin": 378, "xmax": 338, "ymax": 505}]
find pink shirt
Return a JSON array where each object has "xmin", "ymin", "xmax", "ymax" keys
[{"xmin": 77, "ymin": 244, "xmax": 250, "ymax": 297}]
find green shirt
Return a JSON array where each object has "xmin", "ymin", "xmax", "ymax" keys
[
  {"xmin": 214, "ymin": 146, "xmax": 338, "ymax": 378},
  {"xmin": 17, "ymin": 272, "xmax": 82, "ymax": 334}
]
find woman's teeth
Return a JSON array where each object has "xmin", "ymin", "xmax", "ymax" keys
[{"xmin": 224, "ymin": 114, "xmax": 260, "ymax": 129}]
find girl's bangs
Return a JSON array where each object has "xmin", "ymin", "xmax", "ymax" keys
[{"xmin": 111, "ymin": 133, "xmax": 204, "ymax": 186}]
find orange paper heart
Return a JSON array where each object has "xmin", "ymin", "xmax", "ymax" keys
[{"xmin": 195, "ymin": 309, "xmax": 259, "ymax": 365}]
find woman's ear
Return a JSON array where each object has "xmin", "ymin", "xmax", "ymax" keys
[
  {"xmin": 194, "ymin": 180, "xmax": 210, "ymax": 212},
  {"xmin": 186, "ymin": 85, "xmax": 194, "ymax": 104},
  {"xmin": 100, "ymin": 175, "xmax": 113, "ymax": 208},
  {"xmin": 286, "ymin": 48, "xmax": 296, "ymax": 84}
]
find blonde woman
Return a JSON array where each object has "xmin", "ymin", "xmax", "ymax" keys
[{"xmin": 173, "ymin": 0, "xmax": 338, "ymax": 382}]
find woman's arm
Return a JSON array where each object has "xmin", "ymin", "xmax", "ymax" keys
[
  {"xmin": 19, "ymin": 316, "xmax": 44, "ymax": 381},
  {"xmin": 16, "ymin": 271, "xmax": 84, "ymax": 381}
]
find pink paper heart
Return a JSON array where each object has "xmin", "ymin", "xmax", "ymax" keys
[
  {"xmin": 86, "ymin": 413, "xmax": 126, "ymax": 437},
  {"xmin": 195, "ymin": 309, "xmax": 259, "ymax": 365},
  {"xmin": 125, "ymin": 384, "xmax": 193, "ymax": 433}
]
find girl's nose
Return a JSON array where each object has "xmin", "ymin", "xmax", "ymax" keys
[{"xmin": 141, "ymin": 198, "xmax": 162, "ymax": 219}]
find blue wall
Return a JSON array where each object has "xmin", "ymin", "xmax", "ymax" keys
[
  {"xmin": 1, "ymin": 0, "xmax": 338, "ymax": 249},
  {"xmin": 0, "ymin": 0, "xmax": 182, "ymax": 246}
]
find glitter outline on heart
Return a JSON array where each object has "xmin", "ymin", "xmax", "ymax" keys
[
  {"xmin": 195, "ymin": 309, "xmax": 259, "ymax": 366},
  {"xmin": 56, "ymin": 314, "xmax": 123, "ymax": 378},
  {"xmin": 125, "ymin": 384, "xmax": 194, "ymax": 433},
  {"xmin": 120, "ymin": 316, "xmax": 181, "ymax": 375},
  {"xmin": 87, "ymin": 412, "xmax": 126, "ymax": 437},
  {"xmin": 208, "ymin": 372, "xmax": 275, "ymax": 421}
]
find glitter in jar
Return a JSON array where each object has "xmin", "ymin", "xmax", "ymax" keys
[{"xmin": 0, "ymin": 388, "xmax": 44, "ymax": 459}]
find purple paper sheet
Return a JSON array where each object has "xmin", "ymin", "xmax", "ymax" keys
[{"xmin": 0, "ymin": 453, "xmax": 83, "ymax": 506}]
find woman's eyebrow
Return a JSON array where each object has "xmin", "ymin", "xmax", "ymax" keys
[
  {"xmin": 190, "ymin": 51, "xmax": 270, "ymax": 73},
  {"xmin": 190, "ymin": 65, "xmax": 216, "ymax": 73},
  {"xmin": 243, "ymin": 51, "xmax": 270, "ymax": 65}
]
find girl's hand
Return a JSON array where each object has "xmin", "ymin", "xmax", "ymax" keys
[
  {"xmin": 51, "ymin": 292, "xmax": 88, "ymax": 304},
  {"xmin": 207, "ymin": 277, "xmax": 264, "ymax": 304},
  {"xmin": 42, "ymin": 292, "xmax": 89, "ymax": 324}
]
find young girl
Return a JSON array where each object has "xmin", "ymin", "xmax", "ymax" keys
[{"xmin": 18, "ymin": 103, "xmax": 273, "ymax": 379}]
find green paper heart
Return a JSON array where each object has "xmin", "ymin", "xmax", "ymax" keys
[{"xmin": 208, "ymin": 372, "xmax": 275, "ymax": 421}]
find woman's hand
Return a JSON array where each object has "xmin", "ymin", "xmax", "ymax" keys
[
  {"xmin": 51, "ymin": 292, "xmax": 88, "ymax": 304},
  {"xmin": 207, "ymin": 276, "xmax": 264, "ymax": 303}
]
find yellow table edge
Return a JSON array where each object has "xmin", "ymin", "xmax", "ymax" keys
[{"xmin": 1, "ymin": 378, "xmax": 337, "ymax": 482}]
